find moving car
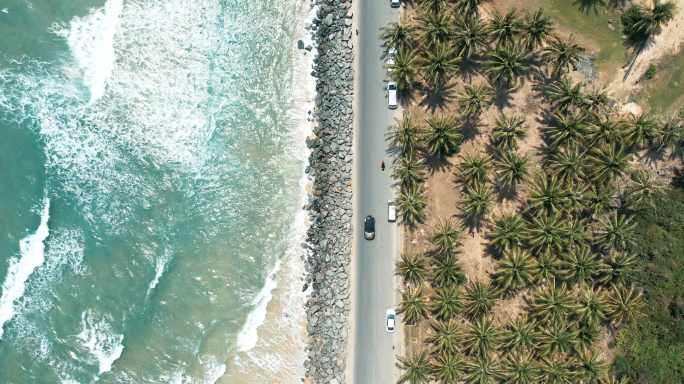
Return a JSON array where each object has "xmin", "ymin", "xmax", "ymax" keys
[
  {"xmin": 390, "ymin": 0, "xmax": 400, "ymax": 7},
  {"xmin": 388, "ymin": 81, "xmax": 397, "ymax": 109},
  {"xmin": 388, "ymin": 199, "xmax": 396, "ymax": 222},
  {"xmin": 364, "ymin": 215, "xmax": 375, "ymax": 240},
  {"xmin": 386, "ymin": 47, "xmax": 396, "ymax": 73},
  {"xmin": 386, "ymin": 309, "xmax": 395, "ymax": 333}
]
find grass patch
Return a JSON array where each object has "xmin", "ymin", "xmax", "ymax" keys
[{"xmin": 638, "ymin": 51, "xmax": 684, "ymax": 114}]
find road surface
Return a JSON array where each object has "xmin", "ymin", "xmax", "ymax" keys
[{"xmin": 350, "ymin": 1, "xmax": 401, "ymax": 383}]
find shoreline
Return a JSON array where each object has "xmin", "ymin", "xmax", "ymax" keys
[{"xmin": 299, "ymin": 0, "xmax": 356, "ymax": 382}]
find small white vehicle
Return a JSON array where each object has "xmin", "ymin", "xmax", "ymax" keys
[
  {"xmin": 386, "ymin": 309, "xmax": 396, "ymax": 333},
  {"xmin": 388, "ymin": 199, "xmax": 396, "ymax": 222},
  {"xmin": 386, "ymin": 47, "xmax": 397, "ymax": 73},
  {"xmin": 388, "ymin": 81, "xmax": 397, "ymax": 109},
  {"xmin": 390, "ymin": 0, "xmax": 400, "ymax": 8}
]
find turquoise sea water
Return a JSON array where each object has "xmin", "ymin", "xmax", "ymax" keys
[{"xmin": 0, "ymin": 0, "xmax": 314, "ymax": 383}]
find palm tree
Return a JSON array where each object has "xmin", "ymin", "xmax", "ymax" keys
[
  {"xmin": 421, "ymin": 43, "xmax": 462, "ymax": 90},
  {"xmin": 454, "ymin": 16, "xmax": 489, "ymax": 59},
  {"xmin": 576, "ymin": 319, "xmax": 603, "ymax": 350},
  {"xmin": 462, "ymin": 183, "xmax": 495, "ymax": 220},
  {"xmin": 495, "ymin": 151, "xmax": 530, "ymax": 187},
  {"xmin": 394, "ymin": 153, "xmax": 426, "ymax": 193},
  {"xmin": 492, "ymin": 114, "xmax": 528, "ymax": 150},
  {"xmin": 400, "ymin": 287, "xmax": 429, "ymax": 324},
  {"xmin": 547, "ymin": 78, "xmax": 585, "ymax": 113},
  {"xmin": 528, "ymin": 175, "xmax": 567, "ymax": 216},
  {"xmin": 465, "ymin": 354, "xmax": 503, "ymax": 384},
  {"xmin": 588, "ymin": 143, "xmax": 632, "ymax": 185},
  {"xmin": 396, "ymin": 253, "xmax": 429, "ymax": 285},
  {"xmin": 536, "ymin": 319, "xmax": 579, "ymax": 356},
  {"xmin": 625, "ymin": 112, "xmax": 658, "ymax": 148},
  {"xmin": 487, "ymin": 8, "xmax": 523, "ymax": 47},
  {"xmin": 464, "ymin": 280, "xmax": 499, "ymax": 319},
  {"xmin": 564, "ymin": 183, "xmax": 590, "ymax": 214},
  {"xmin": 548, "ymin": 147, "xmax": 587, "ymax": 185},
  {"xmin": 502, "ymin": 350, "xmax": 540, "ymax": 384},
  {"xmin": 526, "ymin": 214, "xmax": 569, "ymax": 255},
  {"xmin": 453, "ymin": 0, "xmax": 492, "ymax": 19},
  {"xmin": 633, "ymin": 0, "xmax": 676, "ymax": 36},
  {"xmin": 397, "ymin": 350, "xmax": 432, "ymax": 384},
  {"xmin": 458, "ymin": 151, "xmax": 492, "ymax": 186},
  {"xmin": 624, "ymin": 170, "xmax": 665, "ymax": 210},
  {"xmin": 576, "ymin": 348, "xmax": 610, "ymax": 383},
  {"xmin": 521, "ymin": 8, "xmax": 554, "ymax": 50},
  {"xmin": 432, "ymin": 352, "xmax": 466, "ymax": 383},
  {"xmin": 595, "ymin": 212, "xmax": 636, "ymax": 252},
  {"xmin": 533, "ymin": 281, "xmax": 575, "ymax": 324},
  {"xmin": 418, "ymin": 11, "xmax": 454, "ymax": 48},
  {"xmin": 432, "ymin": 285, "xmax": 463, "ymax": 320},
  {"xmin": 458, "ymin": 84, "xmax": 494, "ymax": 117},
  {"xmin": 607, "ymin": 284, "xmax": 645, "ymax": 326},
  {"xmin": 542, "ymin": 35, "xmax": 586, "ymax": 76},
  {"xmin": 386, "ymin": 48, "xmax": 421, "ymax": 92},
  {"xmin": 599, "ymin": 374, "xmax": 632, "ymax": 384},
  {"xmin": 576, "ymin": 285, "xmax": 609, "ymax": 324},
  {"xmin": 381, "ymin": 19, "xmax": 417, "ymax": 50},
  {"xmin": 496, "ymin": 247, "xmax": 538, "ymax": 290},
  {"xmin": 430, "ymin": 218, "xmax": 463, "ymax": 254},
  {"xmin": 656, "ymin": 113, "xmax": 683, "ymax": 151},
  {"xmin": 490, "ymin": 213, "xmax": 526, "ymax": 251},
  {"xmin": 585, "ymin": 184, "xmax": 617, "ymax": 217},
  {"xmin": 433, "ymin": 256, "xmax": 467, "ymax": 287},
  {"xmin": 584, "ymin": 86, "xmax": 611, "ymax": 114},
  {"xmin": 538, "ymin": 354, "xmax": 577, "ymax": 384},
  {"xmin": 565, "ymin": 216, "xmax": 590, "ymax": 248},
  {"xmin": 599, "ymin": 252, "xmax": 637, "ymax": 287},
  {"xmin": 424, "ymin": 115, "xmax": 463, "ymax": 157},
  {"xmin": 426, "ymin": 320, "xmax": 462, "ymax": 355},
  {"xmin": 420, "ymin": 0, "xmax": 448, "ymax": 13},
  {"xmin": 397, "ymin": 187, "xmax": 429, "ymax": 224},
  {"xmin": 387, "ymin": 116, "xmax": 422, "ymax": 155},
  {"xmin": 545, "ymin": 111, "xmax": 587, "ymax": 149},
  {"xmin": 484, "ymin": 43, "xmax": 532, "ymax": 88},
  {"xmin": 463, "ymin": 316, "xmax": 504, "ymax": 356},
  {"xmin": 503, "ymin": 314, "xmax": 538, "ymax": 354},
  {"xmin": 588, "ymin": 113, "xmax": 627, "ymax": 147},
  {"xmin": 560, "ymin": 246, "xmax": 601, "ymax": 285},
  {"xmin": 536, "ymin": 252, "xmax": 560, "ymax": 282}
]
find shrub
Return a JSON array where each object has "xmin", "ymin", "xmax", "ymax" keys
[{"xmin": 646, "ymin": 63, "xmax": 657, "ymax": 79}]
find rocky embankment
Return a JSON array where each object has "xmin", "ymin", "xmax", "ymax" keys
[{"xmin": 300, "ymin": 0, "xmax": 355, "ymax": 383}]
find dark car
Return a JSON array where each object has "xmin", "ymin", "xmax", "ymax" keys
[{"xmin": 364, "ymin": 215, "xmax": 375, "ymax": 240}]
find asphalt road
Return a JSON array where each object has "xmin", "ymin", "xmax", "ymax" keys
[{"xmin": 350, "ymin": 1, "xmax": 401, "ymax": 383}]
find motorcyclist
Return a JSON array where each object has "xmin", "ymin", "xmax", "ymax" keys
[{"xmin": 381, "ymin": 161, "xmax": 385, "ymax": 171}]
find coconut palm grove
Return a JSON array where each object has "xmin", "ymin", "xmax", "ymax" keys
[{"xmin": 381, "ymin": 0, "xmax": 684, "ymax": 382}]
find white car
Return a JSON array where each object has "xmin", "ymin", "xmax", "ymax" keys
[
  {"xmin": 388, "ymin": 199, "xmax": 396, "ymax": 222},
  {"xmin": 386, "ymin": 309, "xmax": 396, "ymax": 333},
  {"xmin": 386, "ymin": 47, "xmax": 397, "ymax": 73},
  {"xmin": 390, "ymin": 0, "xmax": 400, "ymax": 7},
  {"xmin": 388, "ymin": 81, "xmax": 397, "ymax": 109}
]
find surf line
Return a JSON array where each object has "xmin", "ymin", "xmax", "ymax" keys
[{"xmin": 0, "ymin": 197, "xmax": 51, "ymax": 339}]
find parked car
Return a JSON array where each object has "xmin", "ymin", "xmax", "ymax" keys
[
  {"xmin": 388, "ymin": 199, "xmax": 396, "ymax": 222},
  {"xmin": 391, "ymin": 0, "xmax": 400, "ymax": 7},
  {"xmin": 386, "ymin": 309, "xmax": 396, "ymax": 332},
  {"xmin": 388, "ymin": 81, "xmax": 397, "ymax": 109},
  {"xmin": 364, "ymin": 215, "xmax": 375, "ymax": 240},
  {"xmin": 386, "ymin": 47, "xmax": 396, "ymax": 73}
]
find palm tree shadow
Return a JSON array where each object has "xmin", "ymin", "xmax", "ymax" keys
[
  {"xmin": 491, "ymin": 86, "xmax": 515, "ymax": 113},
  {"xmin": 528, "ymin": 66, "xmax": 556, "ymax": 99},
  {"xmin": 573, "ymin": 0, "xmax": 607, "ymax": 14},
  {"xmin": 419, "ymin": 82, "xmax": 458, "ymax": 113},
  {"xmin": 496, "ymin": 184, "xmax": 523, "ymax": 205},
  {"xmin": 458, "ymin": 213, "xmax": 487, "ymax": 235},
  {"xmin": 424, "ymin": 153, "xmax": 453, "ymax": 176},
  {"xmin": 637, "ymin": 147, "xmax": 666, "ymax": 169},
  {"xmin": 399, "ymin": 85, "xmax": 420, "ymax": 107},
  {"xmin": 458, "ymin": 57, "xmax": 484, "ymax": 83},
  {"xmin": 462, "ymin": 117, "xmax": 485, "ymax": 142}
]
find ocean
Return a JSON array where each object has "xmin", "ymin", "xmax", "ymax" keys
[{"xmin": 0, "ymin": 0, "xmax": 315, "ymax": 383}]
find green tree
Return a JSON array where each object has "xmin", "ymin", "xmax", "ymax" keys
[
  {"xmin": 536, "ymin": 252, "xmax": 560, "ymax": 282},
  {"xmin": 588, "ymin": 113, "xmax": 626, "ymax": 147},
  {"xmin": 588, "ymin": 143, "xmax": 632, "ymax": 185},
  {"xmin": 432, "ymin": 285, "xmax": 463, "ymax": 320},
  {"xmin": 424, "ymin": 115, "xmax": 463, "ymax": 157},
  {"xmin": 462, "ymin": 183, "xmax": 495, "ymax": 219},
  {"xmin": 465, "ymin": 354, "xmax": 503, "ymax": 384},
  {"xmin": 453, "ymin": 0, "xmax": 492, "ymax": 19},
  {"xmin": 433, "ymin": 256, "xmax": 467, "ymax": 287},
  {"xmin": 420, "ymin": 0, "xmax": 448, "ymax": 14},
  {"xmin": 576, "ymin": 285, "xmax": 609, "ymax": 324},
  {"xmin": 459, "ymin": 151, "xmax": 492, "ymax": 186},
  {"xmin": 607, "ymin": 284, "xmax": 645, "ymax": 326},
  {"xmin": 595, "ymin": 212, "xmax": 637, "ymax": 252},
  {"xmin": 464, "ymin": 280, "xmax": 499, "ymax": 319},
  {"xmin": 565, "ymin": 216, "xmax": 590, "ymax": 248},
  {"xmin": 418, "ymin": 11, "xmax": 455, "ymax": 48},
  {"xmin": 502, "ymin": 350, "xmax": 540, "ymax": 384},
  {"xmin": 547, "ymin": 77, "xmax": 585, "ymax": 113},
  {"xmin": 421, "ymin": 43, "xmax": 462, "ymax": 90},
  {"xmin": 490, "ymin": 213, "xmax": 526, "ymax": 251},
  {"xmin": 484, "ymin": 43, "xmax": 532, "ymax": 89},
  {"xmin": 400, "ymin": 287, "xmax": 429, "ymax": 324},
  {"xmin": 426, "ymin": 320, "xmax": 462, "ymax": 355},
  {"xmin": 458, "ymin": 84, "xmax": 494, "ymax": 117},
  {"xmin": 463, "ymin": 317, "xmax": 504, "ymax": 356},
  {"xmin": 521, "ymin": 8, "xmax": 554, "ymax": 50},
  {"xmin": 624, "ymin": 170, "xmax": 665, "ymax": 210},
  {"xmin": 576, "ymin": 348, "xmax": 610, "ymax": 383},
  {"xmin": 584, "ymin": 86, "xmax": 611, "ymax": 114},
  {"xmin": 454, "ymin": 16, "xmax": 489, "ymax": 59},
  {"xmin": 564, "ymin": 183, "xmax": 590, "ymax": 214},
  {"xmin": 432, "ymin": 352, "xmax": 466, "ymax": 383},
  {"xmin": 495, "ymin": 151, "xmax": 530, "ymax": 187},
  {"xmin": 542, "ymin": 35, "xmax": 586, "ymax": 76},
  {"xmin": 625, "ymin": 112, "xmax": 658, "ymax": 148},
  {"xmin": 397, "ymin": 187, "xmax": 429, "ymax": 224},
  {"xmin": 429, "ymin": 218, "xmax": 463, "ymax": 254},
  {"xmin": 598, "ymin": 252, "xmax": 636, "ymax": 287},
  {"xmin": 528, "ymin": 175, "xmax": 567, "ymax": 216},
  {"xmin": 503, "ymin": 314, "xmax": 538, "ymax": 354},
  {"xmin": 545, "ymin": 111, "xmax": 587, "ymax": 149},
  {"xmin": 560, "ymin": 246, "xmax": 601, "ymax": 285},
  {"xmin": 394, "ymin": 152, "xmax": 426, "ymax": 193},
  {"xmin": 548, "ymin": 147, "xmax": 587, "ymax": 185},
  {"xmin": 496, "ymin": 247, "xmax": 538, "ymax": 290},
  {"xmin": 381, "ymin": 19, "xmax": 417, "ymax": 50},
  {"xmin": 536, "ymin": 319, "xmax": 579, "ymax": 355},
  {"xmin": 533, "ymin": 281, "xmax": 575, "ymax": 324},
  {"xmin": 538, "ymin": 354, "xmax": 577, "ymax": 384},
  {"xmin": 487, "ymin": 7, "xmax": 523, "ymax": 47},
  {"xmin": 397, "ymin": 350, "xmax": 432, "ymax": 384},
  {"xmin": 492, "ymin": 114, "xmax": 528, "ymax": 150},
  {"xmin": 396, "ymin": 253, "xmax": 428, "ymax": 285},
  {"xmin": 526, "ymin": 214, "xmax": 569, "ymax": 255},
  {"xmin": 656, "ymin": 112, "xmax": 684, "ymax": 151},
  {"xmin": 387, "ymin": 116, "xmax": 422, "ymax": 155},
  {"xmin": 633, "ymin": 0, "xmax": 676, "ymax": 37},
  {"xmin": 576, "ymin": 319, "xmax": 603, "ymax": 350},
  {"xmin": 586, "ymin": 184, "xmax": 617, "ymax": 217},
  {"xmin": 385, "ymin": 48, "xmax": 421, "ymax": 92}
]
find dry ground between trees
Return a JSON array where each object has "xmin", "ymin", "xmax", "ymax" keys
[{"xmin": 399, "ymin": 0, "xmax": 684, "ymax": 369}]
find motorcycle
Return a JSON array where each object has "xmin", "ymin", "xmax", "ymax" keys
[{"xmin": 381, "ymin": 161, "xmax": 385, "ymax": 171}]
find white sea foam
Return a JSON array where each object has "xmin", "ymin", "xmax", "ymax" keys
[
  {"xmin": 148, "ymin": 252, "xmax": 171, "ymax": 293},
  {"xmin": 54, "ymin": 0, "xmax": 123, "ymax": 104},
  {"xmin": 236, "ymin": 259, "xmax": 281, "ymax": 352},
  {"xmin": 76, "ymin": 310, "xmax": 125, "ymax": 375},
  {"xmin": 0, "ymin": 198, "xmax": 50, "ymax": 339}
]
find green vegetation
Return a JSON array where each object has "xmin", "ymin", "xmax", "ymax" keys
[{"xmin": 646, "ymin": 63, "xmax": 657, "ymax": 79}]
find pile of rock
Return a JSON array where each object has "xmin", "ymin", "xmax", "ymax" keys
[{"xmin": 300, "ymin": 0, "xmax": 355, "ymax": 383}]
